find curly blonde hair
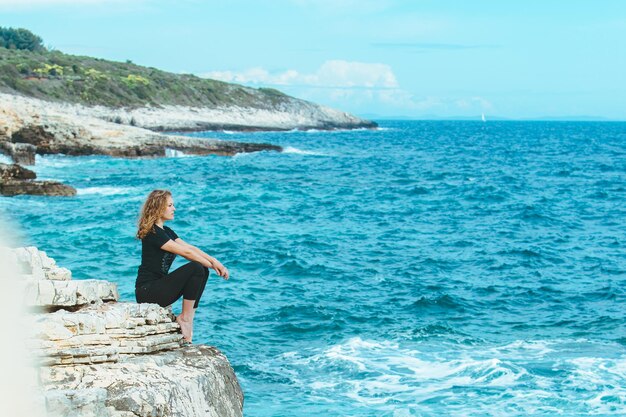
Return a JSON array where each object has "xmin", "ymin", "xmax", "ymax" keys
[{"xmin": 137, "ymin": 189, "xmax": 171, "ymax": 239}]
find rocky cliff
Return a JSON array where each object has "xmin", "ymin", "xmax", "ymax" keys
[
  {"xmin": 8, "ymin": 246, "xmax": 243, "ymax": 417},
  {"xmin": 0, "ymin": 36, "xmax": 376, "ymax": 195},
  {"xmin": 0, "ymin": 44, "xmax": 376, "ymax": 131},
  {"xmin": 0, "ymin": 93, "xmax": 282, "ymax": 161},
  {"xmin": 0, "ymin": 92, "xmax": 284, "ymax": 195}
]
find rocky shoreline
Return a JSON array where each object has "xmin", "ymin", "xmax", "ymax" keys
[
  {"xmin": 0, "ymin": 92, "xmax": 376, "ymax": 196},
  {"xmin": 8, "ymin": 246, "xmax": 243, "ymax": 417},
  {"xmin": 100, "ymin": 102, "xmax": 378, "ymax": 132},
  {"xmin": 0, "ymin": 93, "xmax": 284, "ymax": 159},
  {"xmin": 0, "ymin": 93, "xmax": 285, "ymax": 195}
]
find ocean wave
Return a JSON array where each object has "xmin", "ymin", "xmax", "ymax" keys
[
  {"xmin": 282, "ymin": 146, "xmax": 327, "ymax": 156},
  {"xmin": 164, "ymin": 148, "xmax": 193, "ymax": 157},
  {"xmin": 410, "ymin": 294, "xmax": 465, "ymax": 311},
  {"xmin": 35, "ymin": 155, "xmax": 99, "ymax": 168},
  {"xmin": 277, "ymin": 337, "xmax": 626, "ymax": 415},
  {"xmin": 6, "ymin": 120, "xmax": 626, "ymax": 416},
  {"xmin": 76, "ymin": 187, "xmax": 130, "ymax": 196},
  {"xmin": 231, "ymin": 151, "xmax": 255, "ymax": 159}
]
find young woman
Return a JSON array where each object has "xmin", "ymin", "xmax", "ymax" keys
[{"xmin": 135, "ymin": 189, "xmax": 229, "ymax": 343}]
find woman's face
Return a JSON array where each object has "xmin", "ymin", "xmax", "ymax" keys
[{"xmin": 161, "ymin": 196, "xmax": 176, "ymax": 221}]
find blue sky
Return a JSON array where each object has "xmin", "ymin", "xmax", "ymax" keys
[{"xmin": 1, "ymin": 0, "xmax": 625, "ymax": 120}]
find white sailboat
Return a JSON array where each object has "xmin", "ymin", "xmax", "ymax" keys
[{"xmin": 481, "ymin": 113, "xmax": 486, "ymax": 122}]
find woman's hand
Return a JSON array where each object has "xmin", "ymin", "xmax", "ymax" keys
[{"xmin": 212, "ymin": 259, "xmax": 230, "ymax": 280}]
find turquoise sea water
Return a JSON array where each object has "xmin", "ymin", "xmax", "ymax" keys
[{"xmin": 2, "ymin": 121, "xmax": 625, "ymax": 416}]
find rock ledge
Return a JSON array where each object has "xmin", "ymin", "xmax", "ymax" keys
[
  {"xmin": 0, "ymin": 93, "xmax": 282, "ymax": 165},
  {"xmin": 8, "ymin": 246, "xmax": 243, "ymax": 417}
]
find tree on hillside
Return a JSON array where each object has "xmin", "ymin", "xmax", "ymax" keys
[{"xmin": 0, "ymin": 27, "xmax": 44, "ymax": 52}]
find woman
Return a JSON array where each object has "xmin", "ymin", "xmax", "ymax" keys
[{"xmin": 135, "ymin": 189, "xmax": 229, "ymax": 343}]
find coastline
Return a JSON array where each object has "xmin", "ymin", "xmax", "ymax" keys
[
  {"xmin": 0, "ymin": 92, "xmax": 376, "ymax": 135},
  {"xmin": 0, "ymin": 93, "xmax": 288, "ymax": 195},
  {"xmin": 0, "ymin": 91, "xmax": 376, "ymax": 196},
  {"xmin": 0, "ymin": 93, "xmax": 284, "ymax": 159}
]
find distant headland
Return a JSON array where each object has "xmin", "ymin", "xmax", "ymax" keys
[
  {"xmin": 0, "ymin": 27, "xmax": 377, "ymax": 132},
  {"xmin": 0, "ymin": 27, "xmax": 376, "ymax": 196}
]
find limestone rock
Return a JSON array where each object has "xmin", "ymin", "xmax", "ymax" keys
[
  {"xmin": 0, "ymin": 93, "xmax": 282, "ymax": 161},
  {"xmin": 10, "ymin": 246, "xmax": 244, "ymax": 417},
  {"xmin": 41, "ymin": 345, "xmax": 243, "ymax": 417},
  {"xmin": 0, "ymin": 162, "xmax": 36, "ymax": 179},
  {"xmin": 0, "ymin": 141, "xmax": 36, "ymax": 164},
  {"xmin": 24, "ymin": 279, "xmax": 119, "ymax": 308},
  {"xmin": 28, "ymin": 302, "xmax": 179, "ymax": 365},
  {"xmin": 0, "ymin": 162, "xmax": 76, "ymax": 197},
  {"xmin": 13, "ymin": 246, "xmax": 72, "ymax": 280},
  {"xmin": 0, "ymin": 178, "xmax": 77, "ymax": 196}
]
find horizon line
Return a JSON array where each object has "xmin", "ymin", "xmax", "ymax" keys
[{"xmin": 360, "ymin": 115, "xmax": 626, "ymax": 122}]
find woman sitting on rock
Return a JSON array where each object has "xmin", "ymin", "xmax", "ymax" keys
[{"xmin": 135, "ymin": 189, "xmax": 229, "ymax": 343}]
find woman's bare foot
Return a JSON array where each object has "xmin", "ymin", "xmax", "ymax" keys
[{"xmin": 176, "ymin": 315, "xmax": 193, "ymax": 343}]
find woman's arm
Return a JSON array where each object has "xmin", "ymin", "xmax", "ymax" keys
[
  {"xmin": 160, "ymin": 239, "xmax": 214, "ymax": 269},
  {"xmin": 174, "ymin": 238, "xmax": 229, "ymax": 279}
]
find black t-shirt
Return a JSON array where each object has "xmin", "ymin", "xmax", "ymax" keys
[{"xmin": 136, "ymin": 225, "xmax": 179, "ymax": 286}]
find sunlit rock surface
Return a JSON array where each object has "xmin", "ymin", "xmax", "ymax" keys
[
  {"xmin": 8, "ymin": 246, "xmax": 243, "ymax": 417},
  {"xmin": 0, "ymin": 93, "xmax": 282, "ymax": 162}
]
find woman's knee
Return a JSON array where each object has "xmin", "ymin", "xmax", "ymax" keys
[
  {"xmin": 188, "ymin": 261, "xmax": 205, "ymax": 276},
  {"xmin": 192, "ymin": 261, "xmax": 209, "ymax": 280}
]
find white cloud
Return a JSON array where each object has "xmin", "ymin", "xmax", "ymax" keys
[
  {"xmin": 203, "ymin": 61, "xmax": 495, "ymax": 117},
  {"xmin": 316, "ymin": 60, "xmax": 398, "ymax": 88},
  {"xmin": 203, "ymin": 60, "xmax": 398, "ymax": 89}
]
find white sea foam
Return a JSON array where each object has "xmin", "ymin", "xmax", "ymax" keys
[
  {"xmin": 164, "ymin": 148, "xmax": 192, "ymax": 157},
  {"xmin": 302, "ymin": 127, "xmax": 380, "ymax": 134},
  {"xmin": 486, "ymin": 339, "xmax": 556, "ymax": 358},
  {"xmin": 0, "ymin": 154, "xmax": 12, "ymax": 164},
  {"xmin": 232, "ymin": 151, "xmax": 254, "ymax": 159},
  {"xmin": 77, "ymin": 187, "xmax": 129, "ymax": 196},
  {"xmin": 35, "ymin": 155, "xmax": 103, "ymax": 167},
  {"xmin": 35, "ymin": 155, "xmax": 74, "ymax": 168},
  {"xmin": 282, "ymin": 146, "xmax": 326, "ymax": 156},
  {"xmin": 282, "ymin": 337, "xmax": 626, "ymax": 415}
]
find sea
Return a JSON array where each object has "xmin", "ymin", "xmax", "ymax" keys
[{"xmin": 1, "ymin": 120, "xmax": 625, "ymax": 416}]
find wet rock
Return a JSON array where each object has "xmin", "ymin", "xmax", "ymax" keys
[
  {"xmin": 11, "ymin": 124, "xmax": 55, "ymax": 147},
  {"xmin": 0, "ymin": 162, "xmax": 76, "ymax": 197},
  {"xmin": 0, "ymin": 179, "xmax": 76, "ymax": 196},
  {"xmin": 0, "ymin": 141, "xmax": 37, "ymax": 164},
  {"xmin": 0, "ymin": 162, "xmax": 36, "ymax": 180}
]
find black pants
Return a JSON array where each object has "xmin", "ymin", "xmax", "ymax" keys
[{"xmin": 136, "ymin": 262, "xmax": 209, "ymax": 309}]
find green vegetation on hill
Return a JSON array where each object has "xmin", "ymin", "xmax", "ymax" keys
[{"xmin": 0, "ymin": 28, "xmax": 290, "ymax": 109}]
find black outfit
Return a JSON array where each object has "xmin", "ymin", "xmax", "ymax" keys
[{"xmin": 135, "ymin": 225, "xmax": 209, "ymax": 308}]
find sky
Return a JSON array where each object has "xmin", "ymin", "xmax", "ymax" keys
[{"xmin": 1, "ymin": 0, "xmax": 625, "ymax": 120}]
